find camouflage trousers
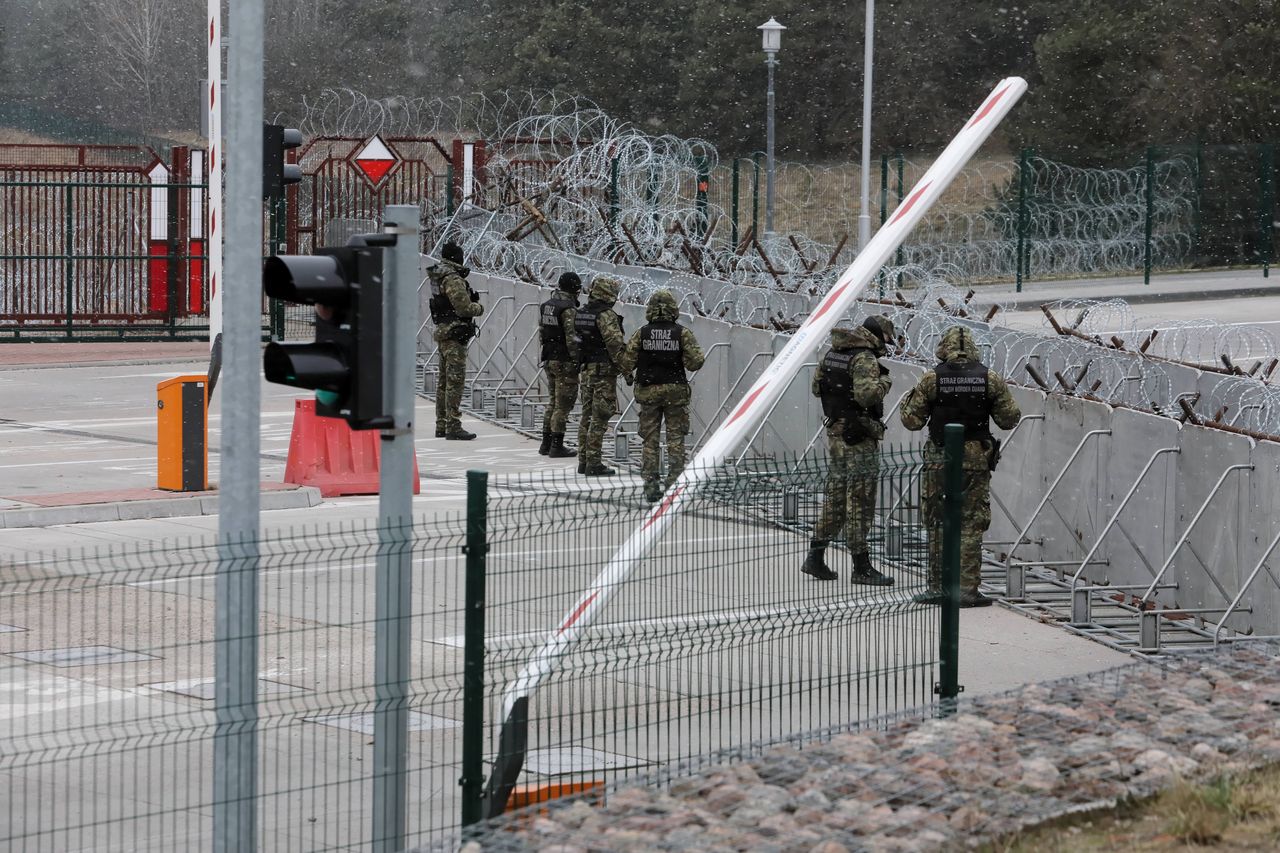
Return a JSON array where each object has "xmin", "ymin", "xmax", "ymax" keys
[
  {"xmin": 541, "ymin": 360, "xmax": 580, "ymax": 434},
  {"xmin": 576, "ymin": 363, "xmax": 618, "ymax": 466},
  {"xmin": 434, "ymin": 337, "xmax": 469, "ymax": 431},
  {"xmin": 921, "ymin": 443, "xmax": 992, "ymax": 592},
  {"xmin": 813, "ymin": 421, "xmax": 880, "ymax": 554},
  {"xmin": 635, "ymin": 382, "xmax": 691, "ymax": 488}
]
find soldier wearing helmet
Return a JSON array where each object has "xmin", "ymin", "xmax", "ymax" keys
[
  {"xmin": 900, "ymin": 325, "xmax": 1022, "ymax": 607},
  {"xmin": 574, "ymin": 276, "xmax": 630, "ymax": 476},
  {"xmin": 537, "ymin": 270, "xmax": 583, "ymax": 458},
  {"xmin": 620, "ymin": 289, "xmax": 706, "ymax": 502},
  {"xmin": 803, "ymin": 315, "xmax": 896, "ymax": 586}
]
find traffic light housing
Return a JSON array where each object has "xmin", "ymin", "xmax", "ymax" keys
[
  {"xmin": 262, "ymin": 239, "xmax": 389, "ymax": 429},
  {"xmin": 263, "ymin": 123, "xmax": 303, "ymax": 201}
]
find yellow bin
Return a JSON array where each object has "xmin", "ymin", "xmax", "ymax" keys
[{"xmin": 157, "ymin": 374, "xmax": 209, "ymax": 491}]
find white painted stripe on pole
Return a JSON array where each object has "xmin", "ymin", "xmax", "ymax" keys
[
  {"xmin": 501, "ymin": 77, "xmax": 1028, "ymax": 718},
  {"xmin": 207, "ymin": 0, "xmax": 223, "ymax": 345}
]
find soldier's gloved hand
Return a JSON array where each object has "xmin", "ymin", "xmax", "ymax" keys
[
  {"xmin": 623, "ymin": 373, "xmax": 634, "ymax": 386},
  {"xmin": 879, "ymin": 364, "xmax": 890, "ymax": 377}
]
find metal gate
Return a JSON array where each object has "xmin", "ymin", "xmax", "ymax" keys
[{"xmin": 0, "ymin": 144, "xmax": 208, "ymax": 340}]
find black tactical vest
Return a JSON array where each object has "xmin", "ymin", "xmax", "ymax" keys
[
  {"xmin": 928, "ymin": 360, "xmax": 992, "ymax": 444},
  {"xmin": 574, "ymin": 302, "xmax": 611, "ymax": 363},
  {"xmin": 539, "ymin": 294, "xmax": 576, "ymax": 362},
  {"xmin": 818, "ymin": 347, "xmax": 878, "ymax": 419},
  {"xmin": 428, "ymin": 270, "xmax": 477, "ymax": 324},
  {"xmin": 635, "ymin": 321, "xmax": 686, "ymax": 386}
]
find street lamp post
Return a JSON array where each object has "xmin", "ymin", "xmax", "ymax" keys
[
  {"xmin": 859, "ymin": 0, "xmax": 874, "ymax": 250},
  {"xmin": 759, "ymin": 17, "xmax": 785, "ymax": 237}
]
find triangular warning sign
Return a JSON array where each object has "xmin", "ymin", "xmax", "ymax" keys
[{"xmin": 353, "ymin": 136, "xmax": 397, "ymax": 186}]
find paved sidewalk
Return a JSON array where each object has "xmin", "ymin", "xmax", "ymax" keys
[
  {"xmin": 976, "ymin": 268, "xmax": 1275, "ymax": 308},
  {"xmin": 0, "ymin": 341, "xmax": 212, "ymax": 368}
]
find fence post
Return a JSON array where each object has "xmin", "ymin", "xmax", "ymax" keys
[
  {"xmin": 63, "ymin": 183, "xmax": 74, "ymax": 335},
  {"xmin": 695, "ymin": 157, "xmax": 709, "ymax": 239},
  {"xmin": 751, "ymin": 153, "xmax": 761, "ymax": 239},
  {"xmin": 878, "ymin": 154, "xmax": 889, "ymax": 297},
  {"xmin": 730, "ymin": 158, "xmax": 740, "ymax": 248},
  {"xmin": 267, "ymin": 195, "xmax": 286, "ymax": 339},
  {"xmin": 1016, "ymin": 147, "xmax": 1029, "ymax": 293},
  {"xmin": 937, "ymin": 423, "xmax": 964, "ymax": 716},
  {"xmin": 894, "ymin": 151, "xmax": 905, "ymax": 283},
  {"xmin": 460, "ymin": 470, "xmax": 489, "ymax": 829},
  {"xmin": 446, "ymin": 162, "xmax": 455, "ymax": 216},
  {"xmin": 1192, "ymin": 141, "xmax": 1204, "ymax": 260},
  {"xmin": 166, "ymin": 166, "xmax": 180, "ymax": 330},
  {"xmin": 1144, "ymin": 145, "xmax": 1155, "ymax": 284},
  {"xmin": 173, "ymin": 146, "xmax": 191, "ymax": 330},
  {"xmin": 609, "ymin": 155, "xmax": 620, "ymax": 228},
  {"xmin": 1259, "ymin": 143, "xmax": 1274, "ymax": 278}
]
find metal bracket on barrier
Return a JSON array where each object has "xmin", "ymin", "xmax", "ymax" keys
[
  {"xmin": 782, "ymin": 491, "xmax": 799, "ymax": 524},
  {"xmin": 1138, "ymin": 610, "xmax": 1161, "ymax": 652},
  {"xmin": 470, "ymin": 387, "xmax": 484, "ymax": 411},
  {"xmin": 614, "ymin": 432, "xmax": 629, "ymax": 464},
  {"xmin": 1005, "ymin": 564, "xmax": 1026, "ymax": 601},
  {"xmin": 520, "ymin": 402, "xmax": 535, "ymax": 430},
  {"xmin": 423, "ymin": 371, "xmax": 437, "ymax": 395},
  {"xmin": 1070, "ymin": 586, "xmax": 1091, "ymax": 626},
  {"xmin": 495, "ymin": 395, "xmax": 509, "ymax": 420}
]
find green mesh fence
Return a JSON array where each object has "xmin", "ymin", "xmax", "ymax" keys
[{"xmin": 0, "ymin": 448, "xmax": 956, "ymax": 850}]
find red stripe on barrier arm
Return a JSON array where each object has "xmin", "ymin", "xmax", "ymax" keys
[
  {"xmin": 643, "ymin": 486, "xmax": 686, "ymax": 530},
  {"xmin": 804, "ymin": 283, "xmax": 850, "ymax": 327},
  {"xmin": 725, "ymin": 384, "xmax": 769, "ymax": 427},
  {"xmin": 887, "ymin": 181, "xmax": 933, "ymax": 227},
  {"xmin": 965, "ymin": 84, "xmax": 1010, "ymax": 130},
  {"xmin": 556, "ymin": 591, "xmax": 600, "ymax": 636}
]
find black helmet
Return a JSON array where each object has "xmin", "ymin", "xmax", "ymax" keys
[
  {"xmin": 862, "ymin": 315, "xmax": 895, "ymax": 346},
  {"xmin": 441, "ymin": 241, "xmax": 464, "ymax": 265},
  {"xmin": 558, "ymin": 271, "xmax": 582, "ymax": 293}
]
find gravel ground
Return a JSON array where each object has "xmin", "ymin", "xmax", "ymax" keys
[{"xmin": 457, "ymin": 643, "xmax": 1280, "ymax": 852}]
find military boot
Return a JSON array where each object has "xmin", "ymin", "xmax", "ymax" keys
[
  {"xmin": 538, "ymin": 426, "xmax": 552, "ymax": 456},
  {"xmin": 577, "ymin": 454, "xmax": 587, "ymax": 475},
  {"xmin": 584, "ymin": 462, "xmax": 616, "ymax": 477},
  {"xmin": 547, "ymin": 433, "xmax": 576, "ymax": 458},
  {"xmin": 435, "ymin": 424, "xmax": 446, "ymax": 438},
  {"xmin": 958, "ymin": 589, "xmax": 994, "ymax": 608},
  {"xmin": 445, "ymin": 426, "xmax": 476, "ymax": 441},
  {"xmin": 800, "ymin": 540, "xmax": 837, "ymax": 581},
  {"xmin": 643, "ymin": 478, "xmax": 663, "ymax": 503},
  {"xmin": 850, "ymin": 552, "xmax": 894, "ymax": 587}
]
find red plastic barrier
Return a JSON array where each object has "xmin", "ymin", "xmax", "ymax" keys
[{"xmin": 283, "ymin": 398, "xmax": 421, "ymax": 497}]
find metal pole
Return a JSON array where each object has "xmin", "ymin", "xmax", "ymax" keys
[
  {"xmin": 1259, "ymin": 143, "xmax": 1274, "ymax": 278},
  {"xmin": 214, "ymin": 0, "xmax": 263, "ymax": 849},
  {"xmin": 765, "ymin": 54, "xmax": 777, "ymax": 235},
  {"xmin": 1016, "ymin": 147, "xmax": 1028, "ymax": 292},
  {"xmin": 1144, "ymin": 145, "xmax": 1155, "ymax": 284},
  {"xmin": 858, "ymin": 0, "xmax": 874, "ymax": 251},
  {"xmin": 731, "ymin": 158, "xmax": 740, "ymax": 247},
  {"xmin": 937, "ymin": 423, "xmax": 963, "ymax": 714},
  {"xmin": 372, "ymin": 204, "xmax": 420, "ymax": 853},
  {"xmin": 460, "ymin": 470, "xmax": 489, "ymax": 828}
]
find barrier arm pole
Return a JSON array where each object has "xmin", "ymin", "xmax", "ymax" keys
[{"xmin": 482, "ymin": 77, "xmax": 1029, "ymax": 819}]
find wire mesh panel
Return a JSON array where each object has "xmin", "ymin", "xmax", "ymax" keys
[{"xmin": 478, "ymin": 451, "xmax": 942, "ymax": 817}]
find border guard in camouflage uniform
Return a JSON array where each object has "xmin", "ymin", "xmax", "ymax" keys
[
  {"xmin": 620, "ymin": 289, "xmax": 706, "ymax": 503},
  {"xmin": 574, "ymin": 276, "xmax": 629, "ymax": 476},
  {"xmin": 537, "ymin": 271, "xmax": 582, "ymax": 458},
  {"xmin": 899, "ymin": 325, "xmax": 1021, "ymax": 607},
  {"xmin": 802, "ymin": 316, "xmax": 896, "ymax": 586},
  {"xmin": 428, "ymin": 241, "xmax": 484, "ymax": 440}
]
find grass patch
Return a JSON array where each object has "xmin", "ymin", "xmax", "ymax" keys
[{"xmin": 990, "ymin": 764, "xmax": 1280, "ymax": 851}]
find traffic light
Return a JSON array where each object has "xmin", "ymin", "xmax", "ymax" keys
[
  {"xmin": 262, "ymin": 238, "xmax": 389, "ymax": 429},
  {"xmin": 263, "ymin": 123, "xmax": 303, "ymax": 201}
]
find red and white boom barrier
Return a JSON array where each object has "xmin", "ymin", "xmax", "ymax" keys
[{"xmin": 483, "ymin": 77, "xmax": 1028, "ymax": 817}]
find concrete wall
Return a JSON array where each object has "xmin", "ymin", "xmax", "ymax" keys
[{"xmin": 421, "ymin": 266, "xmax": 1280, "ymax": 637}]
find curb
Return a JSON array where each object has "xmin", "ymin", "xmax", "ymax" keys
[
  {"xmin": 0, "ymin": 487, "xmax": 323, "ymax": 529},
  {"xmin": 999, "ymin": 285, "xmax": 1278, "ymax": 311}
]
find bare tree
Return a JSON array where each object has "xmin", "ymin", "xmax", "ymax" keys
[{"xmin": 85, "ymin": 0, "xmax": 170, "ymax": 126}]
